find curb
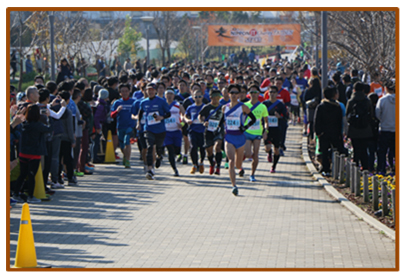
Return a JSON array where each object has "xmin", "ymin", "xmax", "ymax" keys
[{"xmin": 301, "ymin": 136, "xmax": 395, "ymax": 241}]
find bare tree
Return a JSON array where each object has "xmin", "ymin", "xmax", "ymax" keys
[
  {"xmin": 10, "ymin": 11, "xmax": 48, "ymax": 90},
  {"xmin": 152, "ymin": 11, "xmax": 183, "ymax": 66},
  {"xmin": 299, "ymin": 11, "xmax": 396, "ymax": 79}
]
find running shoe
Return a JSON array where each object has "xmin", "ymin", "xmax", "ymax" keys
[
  {"xmin": 232, "ymin": 186, "xmax": 238, "ymax": 196},
  {"xmin": 27, "ymin": 196, "xmax": 41, "ymax": 203},
  {"xmin": 209, "ymin": 165, "xmax": 215, "ymax": 175},
  {"xmin": 182, "ymin": 156, "xmax": 188, "ymax": 165},
  {"xmin": 215, "ymin": 167, "xmax": 220, "ymax": 175},
  {"xmin": 124, "ymin": 160, "xmax": 131, "ymax": 169},
  {"xmin": 12, "ymin": 194, "xmax": 26, "ymax": 203},
  {"xmin": 86, "ymin": 162, "xmax": 95, "ymax": 168},
  {"xmin": 176, "ymin": 154, "xmax": 182, "ymax": 162},
  {"xmin": 199, "ymin": 163, "xmax": 204, "ymax": 173},
  {"xmin": 270, "ymin": 167, "xmax": 276, "ymax": 173},
  {"xmin": 51, "ymin": 182, "xmax": 65, "ymax": 189},
  {"xmin": 279, "ymin": 148, "xmax": 284, "ymax": 156},
  {"xmin": 74, "ymin": 171, "xmax": 84, "ymax": 177},
  {"xmin": 222, "ymin": 151, "xmax": 226, "ymax": 158},
  {"xmin": 224, "ymin": 162, "xmax": 229, "ymax": 169},
  {"xmin": 115, "ymin": 154, "xmax": 120, "ymax": 160},
  {"xmin": 155, "ymin": 156, "xmax": 162, "ymax": 168},
  {"xmin": 190, "ymin": 165, "xmax": 197, "ymax": 174},
  {"xmin": 85, "ymin": 164, "xmax": 94, "ymax": 170},
  {"xmin": 68, "ymin": 179, "xmax": 78, "ymax": 186},
  {"xmin": 238, "ymin": 168, "xmax": 245, "ymax": 177},
  {"xmin": 249, "ymin": 175, "xmax": 257, "ymax": 182},
  {"xmin": 146, "ymin": 170, "xmax": 154, "ymax": 180},
  {"xmin": 174, "ymin": 169, "xmax": 179, "ymax": 177},
  {"xmin": 267, "ymin": 151, "xmax": 273, "ymax": 163}
]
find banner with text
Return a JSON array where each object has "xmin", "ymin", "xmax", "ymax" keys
[{"xmin": 207, "ymin": 24, "xmax": 301, "ymax": 47}]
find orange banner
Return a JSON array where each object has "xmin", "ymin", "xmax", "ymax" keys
[{"xmin": 207, "ymin": 24, "xmax": 301, "ymax": 47}]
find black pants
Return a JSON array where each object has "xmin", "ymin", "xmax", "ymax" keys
[
  {"xmin": 59, "ymin": 140, "xmax": 74, "ymax": 180},
  {"xmin": 13, "ymin": 157, "xmax": 40, "ymax": 197},
  {"xmin": 319, "ymin": 134, "xmax": 345, "ymax": 172},
  {"xmin": 351, "ymin": 137, "xmax": 369, "ymax": 170},
  {"xmin": 377, "ymin": 131, "xmax": 395, "ymax": 173},
  {"xmin": 145, "ymin": 131, "xmax": 166, "ymax": 167},
  {"xmin": 42, "ymin": 140, "xmax": 53, "ymax": 184}
]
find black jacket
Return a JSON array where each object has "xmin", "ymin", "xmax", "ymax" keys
[
  {"xmin": 314, "ymin": 99, "xmax": 343, "ymax": 139},
  {"xmin": 336, "ymin": 82, "xmax": 347, "ymax": 106},
  {"xmin": 19, "ymin": 121, "xmax": 52, "ymax": 156},
  {"xmin": 345, "ymin": 91, "xmax": 373, "ymax": 139}
]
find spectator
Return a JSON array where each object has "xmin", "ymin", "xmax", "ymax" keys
[
  {"xmin": 10, "ymin": 50, "xmax": 17, "ymax": 80},
  {"xmin": 124, "ymin": 58, "xmax": 132, "ymax": 71},
  {"xmin": 56, "ymin": 58, "xmax": 74, "ymax": 84},
  {"xmin": 92, "ymin": 89, "xmax": 110, "ymax": 163},
  {"xmin": 375, "ymin": 82, "xmax": 396, "ymax": 175},
  {"xmin": 369, "ymin": 72, "xmax": 384, "ymax": 98},
  {"xmin": 12, "ymin": 104, "xmax": 51, "ymax": 203},
  {"xmin": 304, "ymin": 77, "xmax": 321, "ymax": 141},
  {"xmin": 77, "ymin": 88, "xmax": 94, "ymax": 174},
  {"xmin": 332, "ymin": 72, "xmax": 347, "ymax": 106},
  {"xmin": 58, "ymin": 91, "xmax": 77, "ymax": 186},
  {"xmin": 25, "ymin": 55, "xmax": 34, "ymax": 74},
  {"xmin": 367, "ymin": 88, "xmax": 380, "ymax": 173},
  {"xmin": 346, "ymin": 82, "xmax": 373, "ymax": 170},
  {"xmin": 314, "ymin": 87, "xmax": 346, "ymax": 176}
]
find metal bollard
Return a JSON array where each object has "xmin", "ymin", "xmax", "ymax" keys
[
  {"xmin": 381, "ymin": 181, "xmax": 388, "ymax": 216},
  {"xmin": 339, "ymin": 154, "xmax": 345, "ymax": 184},
  {"xmin": 391, "ymin": 189, "xmax": 396, "ymax": 226},
  {"xmin": 372, "ymin": 176, "xmax": 379, "ymax": 211},
  {"xmin": 350, "ymin": 162, "xmax": 356, "ymax": 193},
  {"xmin": 355, "ymin": 169, "xmax": 361, "ymax": 197},
  {"xmin": 345, "ymin": 159, "xmax": 350, "ymax": 188},
  {"xmin": 362, "ymin": 170, "xmax": 369, "ymax": 203}
]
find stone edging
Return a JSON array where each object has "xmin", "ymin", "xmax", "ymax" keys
[{"xmin": 301, "ymin": 136, "xmax": 395, "ymax": 241}]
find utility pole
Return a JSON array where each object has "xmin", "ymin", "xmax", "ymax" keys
[
  {"xmin": 48, "ymin": 11, "xmax": 55, "ymax": 81},
  {"xmin": 321, "ymin": 11, "xmax": 328, "ymax": 92}
]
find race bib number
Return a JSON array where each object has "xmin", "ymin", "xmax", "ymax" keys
[
  {"xmin": 165, "ymin": 116, "xmax": 178, "ymax": 129},
  {"xmin": 248, "ymin": 120, "xmax": 260, "ymax": 130},
  {"xmin": 226, "ymin": 116, "xmax": 240, "ymax": 131},
  {"xmin": 140, "ymin": 112, "xmax": 146, "ymax": 125},
  {"xmin": 268, "ymin": 116, "xmax": 278, "ymax": 127},
  {"xmin": 207, "ymin": 119, "xmax": 219, "ymax": 132},
  {"xmin": 375, "ymin": 87, "xmax": 383, "ymax": 97},
  {"xmin": 147, "ymin": 112, "xmax": 159, "ymax": 125},
  {"xmin": 290, "ymin": 93, "xmax": 299, "ymax": 106}
]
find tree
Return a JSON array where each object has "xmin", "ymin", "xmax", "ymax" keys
[
  {"xmin": 298, "ymin": 11, "xmax": 396, "ymax": 79},
  {"xmin": 152, "ymin": 11, "xmax": 183, "ymax": 66},
  {"xmin": 118, "ymin": 15, "xmax": 143, "ymax": 60}
]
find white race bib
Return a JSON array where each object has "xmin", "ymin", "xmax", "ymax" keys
[
  {"xmin": 268, "ymin": 116, "xmax": 278, "ymax": 127},
  {"xmin": 165, "ymin": 116, "xmax": 178, "ymax": 129},
  {"xmin": 248, "ymin": 120, "xmax": 260, "ymax": 130},
  {"xmin": 207, "ymin": 119, "xmax": 219, "ymax": 132},
  {"xmin": 226, "ymin": 116, "xmax": 241, "ymax": 131},
  {"xmin": 147, "ymin": 112, "xmax": 159, "ymax": 125},
  {"xmin": 191, "ymin": 112, "xmax": 200, "ymax": 124}
]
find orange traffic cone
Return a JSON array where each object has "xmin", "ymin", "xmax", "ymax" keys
[
  {"xmin": 104, "ymin": 130, "xmax": 116, "ymax": 163},
  {"xmin": 33, "ymin": 164, "xmax": 51, "ymax": 201},
  {"xmin": 13, "ymin": 203, "xmax": 37, "ymax": 268}
]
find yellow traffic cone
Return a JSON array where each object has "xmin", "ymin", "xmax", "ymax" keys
[
  {"xmin": 104, "ymin": 130, "xmax": 116, "ymax": 163},
  {"xmin": 33, "ymin": 164, "xmax": 51, "ymax": 201},
  {"xmin": 13, "ymin": 203, "xmax": 37, "ymax": 268}
]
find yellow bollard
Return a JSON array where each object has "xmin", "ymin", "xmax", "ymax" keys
[{"xmin": 13, "ymin": 203, "xmax": 37, "ymax": 268}]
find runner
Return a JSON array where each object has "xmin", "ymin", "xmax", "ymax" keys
[
  {"xmin": 184, "ymin": 90, "xmax": 206, "ymax": 174},
  {"xmin": 219, "ymin": 84, "xmax": 256, "ymax": 196},
  {"xmin": 137, "ymin": 83, "xmax": 171, "ymax": 180},
  {"xmin": 131, "ymin": 83, "xmax": 148, "ymax": 170},
  {"xmin": 198, "ymin": 89, "xmax": 224, "ymax": 175},
  {"xmin": 243, "ymin": 84, "xmax": 269, "ymax": 182},
  {"xmin": 220, "ymin": 86, "xmax": 231, "ymax": 169},
  {"xmin": 163, "ymin": 88, "xmax": 185, "ymax": 176},
  {"xmin": 262, "ymin": 86, "xmax": 288, "ymax": 173},
  {"xmin": 110, "ymin": 83, "xmax": 137, "ymax": 168},
  {"xmin": 174, "ymin": 79, "xmax": 191, "ymax": 164}
]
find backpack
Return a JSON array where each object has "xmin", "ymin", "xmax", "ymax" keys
[{"xmin": 348, "ymin": 98, "xmax": 370, "ymax": 128}]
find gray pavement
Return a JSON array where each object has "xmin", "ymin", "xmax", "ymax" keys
[{"xmin": 8, "ymin": 125, "xmax": 396, "ymax": 268}]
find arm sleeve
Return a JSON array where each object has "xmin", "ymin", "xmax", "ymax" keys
[
  {"xmin": 245, "ymin": 112, "xmax": 256, "ymax": 127},
  {"xmin": 48, "ymin": 106, "xmax": 66, "ymax": 120}
]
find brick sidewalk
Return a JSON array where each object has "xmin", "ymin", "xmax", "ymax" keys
[{"xmin": 8, "ymin": 124, "xmax": 395, "ymax": 268}]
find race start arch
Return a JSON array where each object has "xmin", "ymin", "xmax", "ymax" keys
[{"xmin": 207, "ymin": 24, "xmax": 301, "ymax": 47}]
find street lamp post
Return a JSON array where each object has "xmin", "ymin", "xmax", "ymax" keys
[
  {"xmin": 192, "ymin": 25, "xmax": 203, "ymax": 70},
  {"xmin": 48, "ymin": 11, "xmax": 55, "ymax": 81},
  {"xmin": 321, "ymin": 11, "xmax": 328, "ymax": 91},
  {"xmin": 141, "ymin": 16, "xmax": 154, "ymax": 67}
]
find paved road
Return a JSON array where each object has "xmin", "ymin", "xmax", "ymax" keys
[{"xmin": 8, "ymin": 125, "xmax": 395, "ymax": 268}]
